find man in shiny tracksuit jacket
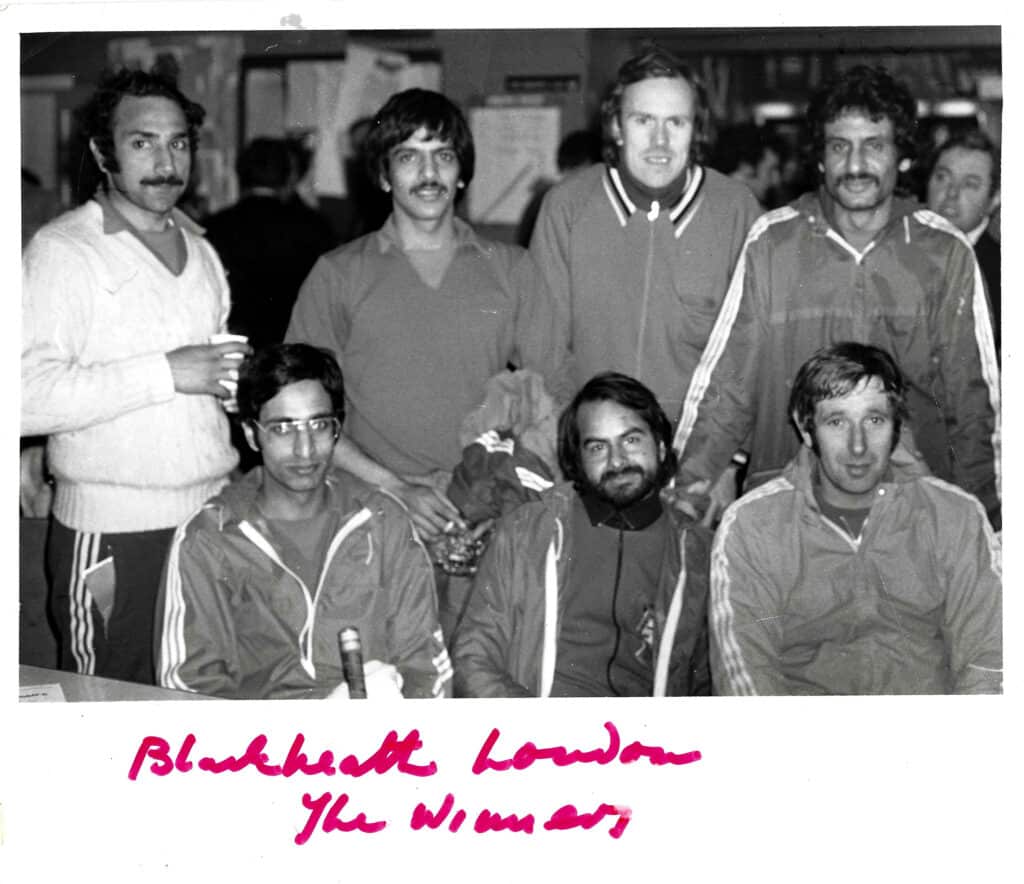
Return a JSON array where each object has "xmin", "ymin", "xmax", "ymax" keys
[
  {"xmin": 711, "ymin": 343, "xmax": 1001, "ymax": 695},
  {"xmin": 454, "ymin": 373, "xmax": 711, "ymax": 698},
  {"xmin": 156, "ymin": 344, "xmax": 451, "ymax": 700},
  {"xmin": 674, "ymin": 65, "xmax": 1000, "ymax": 530}
]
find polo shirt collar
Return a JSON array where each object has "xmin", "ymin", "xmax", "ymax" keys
[
  {"xmin": 375, "ymin": 213, "xmax": 488, "ymax": 255},
  {"xmin": 93, "ymin": 188, "xmax": 204, "ymax": 236}
]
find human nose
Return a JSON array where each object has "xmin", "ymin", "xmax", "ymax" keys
[
  {"xmin": 420, "ymin": 153, "xmax": 438, "ymax": 181},
  {"xmin": 292, "ymin": 424, "xmax": 315, "ymax": 456},
  {"xmin": 651, "ymin": 121, "xmax": 669, "ymax": 148},
  {"xmin": 848, "ymin": 422, "xmax": 867, "ymax": 456},
  {"xmin": 153, "ymin": 143, "xmax": 176, "ymax": 175}
]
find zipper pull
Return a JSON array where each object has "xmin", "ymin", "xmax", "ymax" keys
[{"xmin": 647, "ymin": 200, "xmax": 660, "ymax": 221}]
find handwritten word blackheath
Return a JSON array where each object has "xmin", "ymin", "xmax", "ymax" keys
[
  {"xmin": 472, "ymin": 721, "xmax": 703, "ymax": 774},
  {"xmin": 127, "ymin": 730, "xmax": 436, "ymax": 781},
  {"xmin": 126, "ymin": 721, "xmax": 702, "ymax": 843}
]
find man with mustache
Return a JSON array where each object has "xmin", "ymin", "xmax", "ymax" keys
[
  {"xmin": 287, "ymin": 89, "xmax": 557, "ymax": 548},
  {"xmin": 21, "ymin": 68, "xmax": 248, "ymax": 685},
  {"xmin": 453, "ymin": 372, "xmax": 711, "ymax": 698},
  {"xmin": 156, "ymin": 343, "xmax": 452, "ymax": 700},
  {"xmin": 674, "ymin": 65, "xmax": 1001, "ymax": 530},
  {"xmin": 710, "ymin": 343, "xmax": 1001, "ymax": 695}
]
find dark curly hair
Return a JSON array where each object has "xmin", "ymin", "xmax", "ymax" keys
[
  {"xmin": 78, "ymin": 67, "xmax": 206, "ymax": 175},
  {"xmin": 557, "ymin": 371, "xmax": 677, "ymax": 492},
  {"xmin": 363, "ymin": 88, "xmax": 475, "ymax": 190},
  {"xmin": 806, "ymin": 64, "xmax": 918, "ymax": 164},
  {"xmin": 600, "ymin": 44, "xmax": 711, "ymax": 168}
]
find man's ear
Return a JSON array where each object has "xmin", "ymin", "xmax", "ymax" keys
[
  {"xmin": 989, "ymin": 189, "xmax": 1001, "ymax": 216},
  {"xmin": 610, "ymin": 113, "xmax": 623, "ymax": 146},
  {"xmin": 794, "ymin": 412, "xmax": 814, "ymax": 449},
  {"xmin": 88, "ymin": 138, "xmax": 108, "ymax": 174},
  {"xmin": 242, "ymin": 422, "xmax": 260, "ymax": 453},
  {"xmin": 898, "ymin": 157, "xmax": 912, "ymax": 174},
  {"xmin": 658, "ymin": 439, "xmax": 666, "ymax": 463}
]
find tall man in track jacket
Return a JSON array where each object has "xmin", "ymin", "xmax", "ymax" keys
[
  {"xmin": 674, "ymin": 65, "xmax": 1000, "ymax": 529},
  {"xmin": 156, "ymin": 344, "xmax": 452, "ymax": 700},
  {"xmin": 529, "ymin": 45, "xmax": 761, "ymax": 423},
  {"xmin": 454, "ymin": 372, "xmax": 710, "ymax": 698},
  {"xmin": 710, "ymin": 343, "xmax": 1001, "ymax": 695}
]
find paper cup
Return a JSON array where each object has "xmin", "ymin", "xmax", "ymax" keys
[{"xmin": 209, "ymin": 334, "xmax": 247, "ymax": 412}]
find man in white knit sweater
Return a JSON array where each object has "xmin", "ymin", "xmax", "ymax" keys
[{"xmin": 21, "ymin": 68, "xmax": 250, "ymax": 685}]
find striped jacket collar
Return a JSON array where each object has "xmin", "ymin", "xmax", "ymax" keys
[{"xmin": 602, "ymin": 163, "xmax": 706, "ymax": 233}]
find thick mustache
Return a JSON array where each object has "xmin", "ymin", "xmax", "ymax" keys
[
  {"xmin": 141, "ymin": 176, "xmax": 185, "ymax": 186},
  {"xmin": 600, "ymin": 465, "xmax": 644, "ymax": 483},
  {"xmin": 840, "ymin": 174, "xmax": 879, "ymax": 186}
]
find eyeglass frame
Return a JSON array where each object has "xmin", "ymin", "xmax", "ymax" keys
[{"xmin": 250, "ymin": 416, "xmax": 342, "ymax": 443}]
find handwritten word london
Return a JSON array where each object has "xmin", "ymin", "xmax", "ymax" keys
[{"xmin": 128, "ymin": 720, "xmax": 702, "ymax": 844}]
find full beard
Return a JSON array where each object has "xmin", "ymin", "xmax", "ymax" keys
[{"xmin": 590, "ymin": 465, "xmax": 658, "ymax": 509}]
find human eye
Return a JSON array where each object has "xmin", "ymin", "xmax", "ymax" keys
[
  {"xmin": 583, "ymin": 441, "xmax": 605, "ymax": 456},
  {"xmin": 171, "ymin": 137, "xmax": 189, "ymax": 151},
  {"xmin": 437, "ymin": 149, "xmax": 457, "ymax": 164},
  {"xmin": 268, "ymin": 422, "xmax": 295, "ymax": 437},
  {"xmin": 131, "ymin": 138, "xmax": 150, "ymax": 150}
]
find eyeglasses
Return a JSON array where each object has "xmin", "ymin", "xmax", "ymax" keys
[{"xmin": 252, "ymin": 417, "xmax": 341, "ymax": 443}]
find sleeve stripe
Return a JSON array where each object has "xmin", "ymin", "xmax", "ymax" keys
[
  {"xmin": 673, "ymin": 209, "xmax": 792, "ymax": 450},
  {"xmin": 710, "ymin": 479, "xmax": 789, "ymax": 695},
  {"xmin": 914, "ymin": 210, "xmax": 1001, "ymax": 499}
]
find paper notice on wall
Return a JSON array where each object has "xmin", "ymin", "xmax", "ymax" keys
[
  {"xmin": 466, "ymin": 105, "xmax": 561, "ymax": 225},
  {"xmin": 297, "ymin": 45, "xmax": 419, "ymax": 198},
  {"xmin": 245, "ymin": 67, "xmax": 285, "ymax": 141}
]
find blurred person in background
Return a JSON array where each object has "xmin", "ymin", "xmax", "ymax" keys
[
  {"xmin": 925, "ymin": 129, "xmax": 1000, "ymax": 356},
  {"xmin": 710, "ymin": 123, "xmax": 785, "ymax": 210}
]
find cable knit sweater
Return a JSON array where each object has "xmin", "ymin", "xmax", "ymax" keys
[{"xmin": 21, "ymin": 198, "xmax": 237, "ymax": 532}]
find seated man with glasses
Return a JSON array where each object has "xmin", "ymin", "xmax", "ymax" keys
[{"xmin": 155, "ymin": 342, "xmax": 452, "ymax": 699}]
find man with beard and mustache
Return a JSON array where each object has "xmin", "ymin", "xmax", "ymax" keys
[
  {"xmin": 710, "ymin": 343, "xmax": 1001, "ymax": 695},
  {"xmin": 156, "ymin": 343, "xmax": 452, "ymax": 700},
  {"xmin": 287, "ymin": 89, "xmax": 558, "ymax": 549},
  {"xmin": 453, "ymin": 372, "xmax": 711, "ymax": 698},
  {"xmin": 22, "ymin": 68, "xmax": 249, "ymax": 684},
  {"xmin": 673, "ymin": 65, "xmax": 1001, "ymax": 531}
]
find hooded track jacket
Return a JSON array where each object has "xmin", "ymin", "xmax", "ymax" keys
[
  {"xmin": 453, "ymin": 483, "xmax": 711, "ymax": 697},
  {"xmin": 157, "ymin": 469, "xmax": 452, "ymax": 699},
  {"xmin": 674, "ymin": 191, "xmax": 1001, "ymax": 526},
  {"xmin": 711, "ymin": 446, "xmax": 1002, "ymax": 695}
]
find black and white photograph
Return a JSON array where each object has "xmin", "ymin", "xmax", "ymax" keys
[{"xmin": 5, "ymin": 5, "xmax": 1015, "ymax": 881}]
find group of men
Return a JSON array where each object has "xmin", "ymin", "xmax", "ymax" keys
[{"xmin": 21, "ymin": 45, "xmax": 1001, "ymax": 699}]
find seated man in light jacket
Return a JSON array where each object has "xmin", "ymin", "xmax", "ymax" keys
[
  {"xmin": 156, "ymin": 343, "xmax": 452, "ymax": 699},
  {"xmin": 711, "ymin": 342, "xmax": 1001, "ymax": 695},
  {"xmin": 453, "ymin": 372, "xmax": 711, "ymax": 698}
]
